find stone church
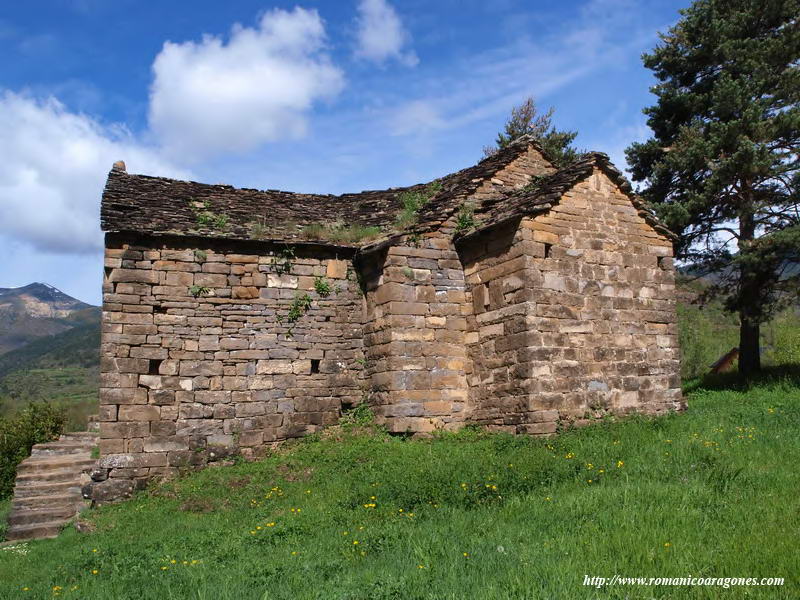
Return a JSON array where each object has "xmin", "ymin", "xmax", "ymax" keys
[{"xmin": 92, "ymin": 135, "xmax": 683, "ymax": 499}]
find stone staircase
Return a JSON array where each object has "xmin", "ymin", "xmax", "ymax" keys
[{"xmin": 5, "ymin": 432, "xmax": 98, "ymax": 541}]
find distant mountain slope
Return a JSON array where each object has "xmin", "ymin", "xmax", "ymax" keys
[
  {"xmin": 0, "ymin": 283, "xmax": 100, "ymax": 355},
  {"xmin": 0, "ymin": 322, "xmax": 100, "ymax": 379}
]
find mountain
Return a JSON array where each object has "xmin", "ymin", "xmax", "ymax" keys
[{"xmin": 0, "ymin": 283, "xmax": 100, "ymax": 355}]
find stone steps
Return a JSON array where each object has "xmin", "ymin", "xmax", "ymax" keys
[{"xmin": 5, "ymin": 432, "xmax": 98, "ymax": 542}]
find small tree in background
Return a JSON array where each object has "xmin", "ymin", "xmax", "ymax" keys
[
  {"xmin": 625, "ymin": 0, "xmax": 800, "ymax": 376},
  {"xmin": 484, "ymin": 97, "xmax": 583, "ymax": 167}
]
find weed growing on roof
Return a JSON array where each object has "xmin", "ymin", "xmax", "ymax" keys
[
  {"xmin": 249, "ymin": 218, "xmax": 269, "ymax": 240},
  {"xmin": 394, "ymin": 181, "xmax": 442, "ymax": 231},
  {"xmin": 299, "ymin": 222, "xmax": 382, "ymax": 244},
  {"xmin": 521, "ymin": 174, "xmax": 551, "ymax": 195},
  {"xmin": 191, "ymin": 199, "xmax": 228, "ymax": 231},
  {"xmin": 454, "ymin": 203, "xmax": 476, "ymax": 235}
]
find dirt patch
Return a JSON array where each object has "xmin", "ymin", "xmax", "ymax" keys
[
  {"xmin": 276, "ymin": 464, "xmax": 314, "ymax": 482},
  {"xmin": 228, "ymin": 476, "xmax": 252, "ymax": 489},
  {"xmin": 180, "ymin": 498, "xmax": 216, "ymax": 513}
]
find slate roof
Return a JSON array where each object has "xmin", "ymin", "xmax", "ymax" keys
[
  {"xmin": 100, "ymin": 136, "xmax": 539, "ymax": 247},
  {"xmin": 100, "ymin": 136, "xmax": 673, "ymax": 249}
]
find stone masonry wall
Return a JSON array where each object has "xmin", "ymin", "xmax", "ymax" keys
[
  {"xmin": 361, "ymin": 231, "xmax": 471, "ymax": 433},
  {"xmin": 463, "ymin": 168, "xmax": 683, "ymax": 433},
  {"xmin": 93, "ymin": 233, "xmax": 364, "ymax": 499},
  {"xmin": 360, "ymin": 146, "xmax": 555, "ymax": 434}
]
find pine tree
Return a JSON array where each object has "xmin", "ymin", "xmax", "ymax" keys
[
  {"xmin": 484, "ymin": 97, "xmax": 582, "ymax": 167},
  {"xmin": 625, "ymin": 0, "xmax": 800, "ymax": 376}
]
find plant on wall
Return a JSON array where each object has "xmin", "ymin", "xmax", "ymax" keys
[
  {"xmin": 189, "ymin": 285, "xmax": 211, "ymax": 298},
  {"xmin": 271, "ymin": 245, "xmax": 295, "ymax": 275},
  {"xmin": 314, "ymin": 277, "xmax": 333, "ymax": 298}
]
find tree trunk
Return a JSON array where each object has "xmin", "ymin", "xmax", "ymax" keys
[
  {"xmin": 737, "ymin": 205, "xmax": 761, "ymax": 377},
  {"xmin": 738, "ymin": 316, "xmax": 761, "ymax": 376}
]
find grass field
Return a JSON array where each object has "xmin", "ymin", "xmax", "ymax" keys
[{"xmin": 0, "ymin": 370, "xmax": 798, "ymax": 599}]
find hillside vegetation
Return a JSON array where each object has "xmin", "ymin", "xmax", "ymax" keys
[
  {"xmin": 0, "ymin": 372, "xmax": 797, "ymax": 599},
  {"xmin": 0, "ymin": 322, "xmax": 99, "ymax": 430}
]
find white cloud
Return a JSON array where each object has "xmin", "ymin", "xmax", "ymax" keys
[
  {"xmin": 390, "ymin": 100, "xmax": 443, "ymax": 135},
  {"xmin": 354, "ymin": 0, "xmax": 418, "ymax": 66},
  {"xmin": 149, "ymin": 7, "xmax": 344, "ymax": 160},
  {"xmin": 0, "ymin": 91, "xmax": 187, "ymax": 255}
]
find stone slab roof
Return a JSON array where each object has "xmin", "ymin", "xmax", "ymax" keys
[
  {"xmin": 101, "ymin": 137, "xmax": 673, "ymax": 249},
  {"xmin": 100, "ymin": 136, "xmax": 539, "ymax": 247}
]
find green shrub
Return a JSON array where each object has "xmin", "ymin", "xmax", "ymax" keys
[
  {"xmin": 0, "ymin": 402, "xmax": 66, "ymax": 498},
  {"xmin": 765, "ymin": 313, "xmax": 800, "ymax": 366}
]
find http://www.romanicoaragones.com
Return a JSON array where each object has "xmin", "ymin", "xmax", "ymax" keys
[{"xmin": 583, "ymin": 575, "xmax": 785, "ymax": 590}]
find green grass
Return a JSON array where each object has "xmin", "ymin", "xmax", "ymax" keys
[
  {"xmin": 0, "ymin": 367, "xmax": 98, "ymax": 431},
  {"xmin": 1, "ymin": 373, "xmax": 799, "ymax": 599}
]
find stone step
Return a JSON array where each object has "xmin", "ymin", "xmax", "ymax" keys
[
  {"xmin": 5, "ymin": 520, "xmax": 66, "ymax": 541},
  {"xmin": 13, "ymin": 481, "xmax": 81, "ymax": 498},
  {"xmin": 12, "ymin": 493, "xmax": 82, "ymax": 510},
  {"xmin": 5, "ymin": 431, "xmax": 99, "ymax": 541},
  {"xmin": 17, "ymin": 456, "xmax": 95, "ymax": 475},
  {"xmin": 31, "ymin": 442, "xmax": 95, "ymax": 457},
  {"xmin": 7, "ymin": 505, "xmax": 76, "ymax": 527},
  {"xmin": 60, "ymin": 432, "xmax": 98, "ymax": 441},
  {"xmin": 15, "ymin": 467, "xmax": 81, "ymax": 484}
]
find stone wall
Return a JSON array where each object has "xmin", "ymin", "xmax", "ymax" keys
[
  {"xmin": 359, "ymin": 145, "xmax": 554, "ymax": 433},
  {"xmin": 462, "ymin": 168, "xmax": 684, "ymax": 433},
  {"xmin": 361, "ymin": 231, "xmax": 471, "ymax": 433},
  {"xmin": 94, "ymin": 233, "xmax": 365, "ymax": 497}
]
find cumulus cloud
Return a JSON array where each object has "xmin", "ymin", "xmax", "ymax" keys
[
  {"xmin": 354, "ymin": 0, "xmax": 418, "ymax": 66},
  {"xmin": 0, "ymin": 91, "xmax": 187, "ymax": 254},
  {"xmin": 149, "ymin": 7, "xmax": 344, "ymax": 160}
]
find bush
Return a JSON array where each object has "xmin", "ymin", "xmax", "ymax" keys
[{"xmin": 0, "ymin": 402, "xmax": 66, "ymax": 498}]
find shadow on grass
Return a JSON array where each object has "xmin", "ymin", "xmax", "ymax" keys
[{"xmin": 683, "ymin": 363, "xmax": 800, "ymax": 394}]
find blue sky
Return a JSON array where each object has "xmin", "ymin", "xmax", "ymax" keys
[{"xmin": 0, "ymin": 0, "xmax": 687, "ymax": 304}]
